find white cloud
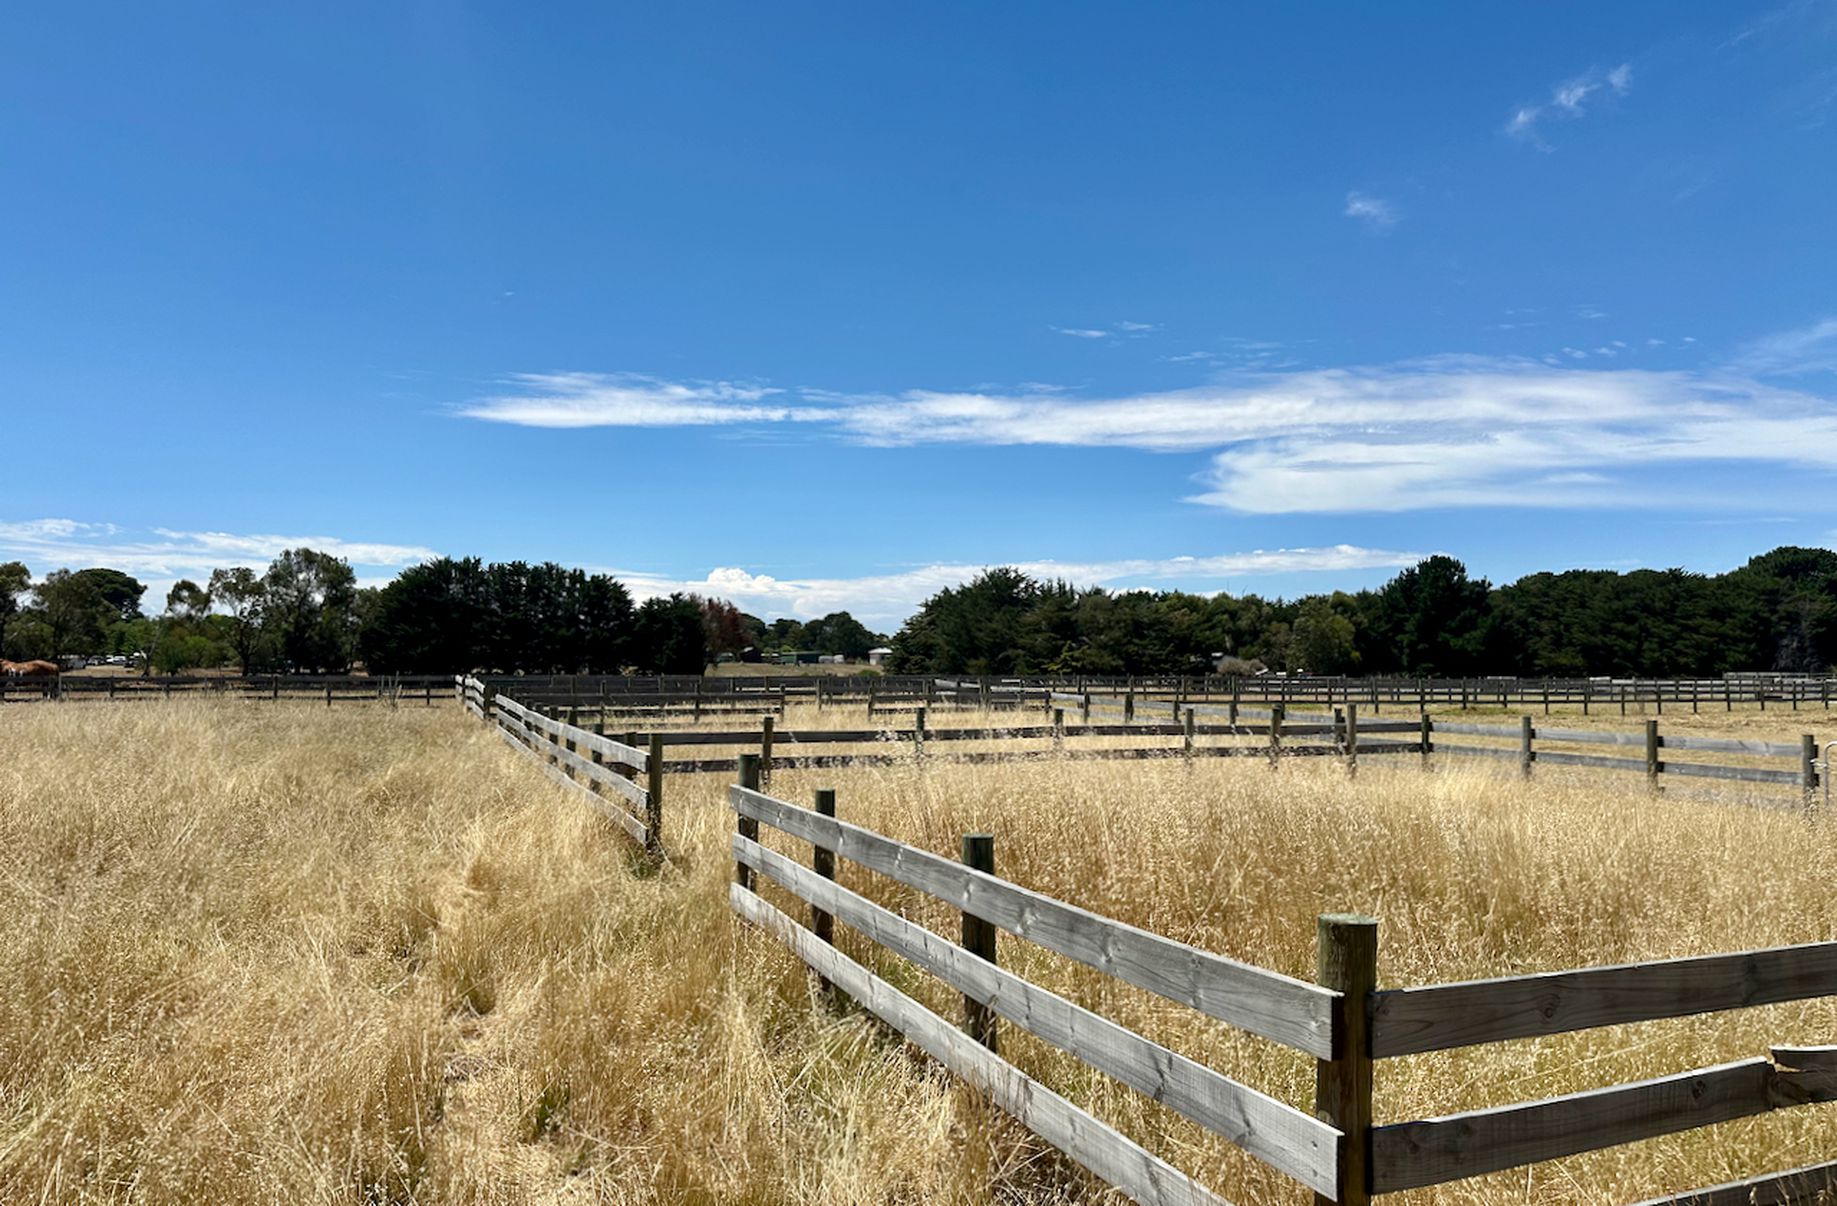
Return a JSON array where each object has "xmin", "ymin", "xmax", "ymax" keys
[
  {"xmin": 1343, "ymin": 191, "xmax": 1398, "ymax": 229},
  {"xmin": 463, "ymin": 329, "xmax": 1837, "ymax": 515},
  {"xmin": 612, "ymin": 546, "xmax": 1426, "ymax": 626},
  {"xmin": 1731, "ymin": 316, "xmax": 1837, "ymax": 376},
  {"xmin": 1053, "ymin": 321, "xmax": 1158, "ymax": 339},
  {"xmin": 0, "ymin": 521, "xmax": 438, "ymax": 604},
  {"xmin": 1507, "ymin": 62, "xmax": 1633, "ymax": 146},
  {"xmin": 456, "ymin": 372, "xmax": 806, "ymax": 428}
]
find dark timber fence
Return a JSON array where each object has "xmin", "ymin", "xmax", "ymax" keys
[
  {"xmin": 0, "ymin": 673, "xmax": 455, "ymax": 705},
  {"xmin": 482, "ymin": 678, "xmax": 1827, "ymax": 809},
  {"xmin": 12, "ymin": 671, "xmax": 1837, "ymax": 715},
  {"xmin": 729, "ymin": 776, "xmax": 1837, "ymax": 1205}
]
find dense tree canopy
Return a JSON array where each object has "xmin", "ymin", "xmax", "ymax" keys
[
  {"xmin": 10, "ymin": 544, "xmax": 1837, "ymax": 679},
  {"xmin": 884, "ymin": 548, "xmax": 1837, "ymax": 678}
]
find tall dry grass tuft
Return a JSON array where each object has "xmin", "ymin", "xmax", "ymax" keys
[{"xmin": 1, "ymin": 699, "xmax": 1832, "ymax": 1203}]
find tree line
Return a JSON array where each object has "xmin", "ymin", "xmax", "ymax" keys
[
  {"xmin": 6, "ymin": 544, "xmax": 1835, "ymax": 678},
  {"xmin": 883, "ymin": 547, "xmax": 1837, "ymax": 678}
]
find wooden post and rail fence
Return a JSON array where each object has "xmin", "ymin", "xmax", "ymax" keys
[
  {"xmin": 470, "ymin": 675, "xmax": 1830, "ymax": 811},
  {"xmin": 459, "ymin": 675, "xmax": 665, "ymax": 861},
  {"xmin": 727, "ymin": 775, "xmax": 1837, "ymax": 1206}
]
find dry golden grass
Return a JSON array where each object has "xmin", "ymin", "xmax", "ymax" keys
[{"xmin": 1, "ymin": 699, "xmax": 1832, "ymax": 1204}]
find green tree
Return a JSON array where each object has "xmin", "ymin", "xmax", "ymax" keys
[
  {"xmin": 801, "ymin": 611, "xmax": 881, "ymax": 660},
  {"xmin": 33, "ymin": 569, "xmax": 109, "ymax": 658},
  {"xmin": 208, "ymin": 566, "xmax": 270, "ymax": 674},
  {"xmin": 166, "ymin": 579, "xmax": 211, "ymax": 624},
  {"xmin": 631, "ymin": 594, "xmax": 707, "ymax": 674},
  {"xmin": 1370, "ymin": 556, "xmax": 1493, "ymax": 676},
  {"xmin": 1291, "ymin": 595, "xmax": 1359, "ymax": 674},
  {"xmin": 0, "ymin": 561, "xmax": 28, "ymax": 656},
  {"xmin": 70, "ymin": 568, "xmax": 146, "ymax": 623},
  {"xmin": 263, "ymin": 548, "xmax": 360, "ymax": 673}
]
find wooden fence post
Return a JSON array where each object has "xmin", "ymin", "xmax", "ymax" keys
[
  {"xmin": 632, "ymin": 734, "xmax": 658, "ymax": 860},
  {"xmin": 1802, "ymin": 734, "xmax": 1818, "ymax": 813},
  {"xmin": 736, "ymin": 754, "xmax": 759, "ymax": 888},
  {"xmin": 1052, "ymin": 707, "xmax": 1064, "ymax": 754},
  {"xmin": 961, "ymin": 833, "xmax": 998, "ymax": 1053},
  {"xmin": 1082, "ymin": 691, "xmax": 1091, "ymax": 725},
  {"xmin": 913, "ymin": 706, "xmax": 927, "ymax": 762},
  {"xmin": 812, "ymin": 787, "xmax": 839, "ymax": 1004},
  {"xmin": 1646, "ymin": 719, "xmax": 1661, "ymax": 792},
  {"xmin": 1419, "ymin": 711, "xmax": 1432, "ymax": 767},
  {"xmin": 1269, "ymin": 702, "xmax": 1284, "ymax": 771},
  {"xmin": 760, "ymin": 715, "xmax": 774, "ymax": 790},
  {"xmin": 1183, "ymin": 707, "xmax": 1195, "ymax": 767},
  {"xmin": 1124, "ymin": 689, "xmax": 1134, "ymax": 723},
  {"xmin": 1345, "ymin": 703, "xmax": 1358, "ymax": 778},
  {"xmin": 1314, "ymin": 913, "xmax": 1377, "ymax": 1206},
  {"xmin": 1521, "ymin": 715, "xmax": 1534, "ymax": 779}
]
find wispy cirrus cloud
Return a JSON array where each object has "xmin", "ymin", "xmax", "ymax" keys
[
  {"xmin": 1051, "ymin": 321, "xmax": 1159, "ymax": 340},
  {"xmin": 1343, "ymin": 191, "xmax": 1398, "ymax": 229},
  {"xmin": 456, "ymin": 372, "xmax": 811, "ymax": 428},
  {"xmin": 1506, "ymin": 62, "xmax": 1632, "ymax": 147},
  {"xmin": 612, "ymin": 545, "xmax": 1425, "ymax": 626},
  {"xmin": 458, "ymin": 342, "xmax": 1837, "ymax": 515},
  {"xmin": 0, "ymin": 520, "xmax": 438, "ymax": 602},
  {"xmin": 1730, "ymin": 316, "xmax": 1837, "ymax": 376}
]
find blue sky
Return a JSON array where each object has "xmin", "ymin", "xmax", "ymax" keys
[{"xmin": 4, "ymin": 2, "xmax": 1836, "ymax": 627}]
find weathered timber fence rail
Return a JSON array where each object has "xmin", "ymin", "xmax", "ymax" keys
[
  {"xmin": 21, "ymin": 671, "xmax": 1834, "ymax": 715},
  {"xmin": 729, "ymin": 769, "xmax": 1837, "ymax": 1205},
  {"xmin": 487, "ymin": 685, "xmax": 1433, "ymax": 779},
  {"xmin": 492, "ymin": 690, "xmax": 1824, "ymax": 807},
  {"xmin": 728, "ymin": 765, "xmax": 1344, "ymax": 1203},
  {"xmin": 459, "ymin": 676, "xmax": 664, "ymax": 859},
  {"xmin": 0, "ymin": 673, "xmax": 455, "ymax": 705}
]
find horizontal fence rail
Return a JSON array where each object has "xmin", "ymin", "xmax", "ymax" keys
[
  {"xmin": 459, "ymin": 676, "xmax": 664, "ymax": 859},
  {"xmin": 0, "ymin": 673, "xmax": 456, "ymax": 705},
  {"xmin": 725, "ymin": 765, "xmax": 1835, "ymax": 1205},
  {"xmin": 728, "ymin": 773, "xmax": 1346, "ymax": 1201},
  {"xmin": 483, "ymin": 679, "xmax": 1822, "ymax": 807}
]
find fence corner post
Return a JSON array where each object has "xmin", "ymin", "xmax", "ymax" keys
[
  {"xmin": 1646, "ymin": 719, "xmax": 1661, "ymax": 792},
  {"xmin": 1269, "ymin": 702, "xmax": 1284, "ymax": 771},
  {"xmin": 735, "ymin": 753, "xmax": 760, "ymax": 889},
  {"xmin": 1315, "ymin": 913, "xmax": 1377, "ymax": 1206},
  {"xmin": 1802, "ymin": 733, "xmax": 1818, "ymax": 813},
  {"xmin": 1419, "ymin": 710, "xmax": 1431, "ymax": 767},
  {"xmin": 646, "ymin": 733, "xmax": 665, "ymax": 862},
  {"xmin": 1521, "ymin": 715, "xmax": 1534, "ymax": 779},
  {"xmin": 1345, "ymin": 702, "xmax": 1358, "ymax": 778},
  {"xmin": 961, "ymin": 833, "xmax": 998, "ymax": 1053},
  {"xmin": 1183, "ymin": 706, "xmax": 1195, "ymax": 767},
  {"xmin": 760, "ymin": 715, "xmax": 775, "ymax": 790},
  {"xmin": 812, "ymin": 787, "xmax": 839, "ymax": 1004}
]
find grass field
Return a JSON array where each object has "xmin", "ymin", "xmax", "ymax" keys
[{"xmin": 2, "ymin": 700, "xmax": 1833, "ymax": 1204}]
